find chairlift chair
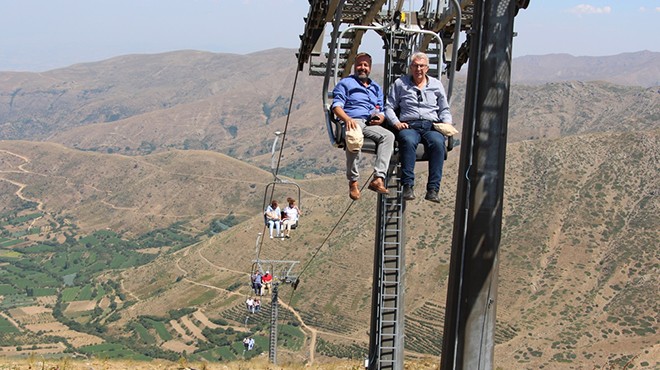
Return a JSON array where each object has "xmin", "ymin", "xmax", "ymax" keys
[
  {"xmin": 262, "ymin": 131, "xmax": 303, "ymax": 233},
  {"xmin": 323, "ymin": 22, "xmax": 456, "ymax": 161}
]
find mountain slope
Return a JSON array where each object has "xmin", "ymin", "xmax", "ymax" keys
[
  {"xmin": 0, "ymin": 141, "xmax": 281, "ymax": 236},
  {"xmin": 1, "ymin": 50, "xmax": 658, "ymax": 177},
  {"xmin": 116, "ymin": 128, "xmax": 658, "ymax": 368},
  {"xmin": 511, "ymin": 50, "xmax": 660, "ymax": 87},
  {"xmin": 0, "ymin": 49, "xmax": 658, "ymax": 368},
  {"xmin": 1, "ymin": 129, "xmax": 657, "ymax": 368}
]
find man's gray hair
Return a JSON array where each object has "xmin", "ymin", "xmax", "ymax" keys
[{"xmin": 410, "ymin": 51, "xmax": 430, "ymax": 65}]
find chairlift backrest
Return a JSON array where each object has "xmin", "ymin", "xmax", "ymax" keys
[{"xmin": 324, "ymin": 24, "xmax": 454, "ymax": 161}]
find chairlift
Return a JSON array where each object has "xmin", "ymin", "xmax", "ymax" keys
[
  {"xmin": 249, "ymin": 110, "xmax": 304, "ymax": 367},
  {"xmin": 249, "ymin": 259, "xmax": 274, "ymax": 296},
  {"xmin": 262, "ymin": 131, "xmax": 302, "ymax": 234},
  {"xmin": 323, "ymin": 20, "xmax": 456, "ymax": 161},
  {"xmin": 245, "ymin": 269, "xmax": 270, "ymax": 315},
  {"xmin": 245, "ymin": 295, "xmax": 262, "ymax": 314}
]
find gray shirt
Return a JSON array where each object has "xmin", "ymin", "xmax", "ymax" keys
[{"xmin": 384, "ymin": 74, "xmax": 452, "ymax": 124}]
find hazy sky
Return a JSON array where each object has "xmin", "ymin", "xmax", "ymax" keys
[{"xmin": 1, "ymin": 0, "xmax": 658, "ymax": 72}]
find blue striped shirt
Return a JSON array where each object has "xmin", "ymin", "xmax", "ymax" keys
[{"xmin": 384, "ymin": 74, "xmax": 452, "ymax": 124}]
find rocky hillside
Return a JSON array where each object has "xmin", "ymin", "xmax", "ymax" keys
[
  {"xmin": 1, "ymin": 50, "xmax": 658, "ymax": 177},
  {"xmin": 511, "ymin": 50, "xmax": 660, "ymax": 87},
  {"xmin": 1, "ymin": 127, "xmax": 657, "ymax": 368}
]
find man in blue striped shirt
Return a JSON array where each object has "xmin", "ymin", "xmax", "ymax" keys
[{"xmin": 384, "ymin": 52, "xmax": 454, "ymax": 203}]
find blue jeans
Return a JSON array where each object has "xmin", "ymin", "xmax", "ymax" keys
[{"xmin": 397, "ymin": 120, "xmax": 446, "ymax": 191}]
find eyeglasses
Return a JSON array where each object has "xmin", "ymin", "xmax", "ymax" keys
[
  {"xmin": 411, "ymin": 63, "xmax": 428, "ymax": 69},
  {"xmin": 416, "ymin": 90, "xmax": 423, "ymax": 102}
]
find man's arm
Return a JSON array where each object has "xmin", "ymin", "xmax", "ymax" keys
[
  {"xmin": 434, "ymin": 79, "xmax": 453, "ymax": 124},
  {"xmin": 332, "ymin": 105, "xmax": 359, "ymax": 131},
  {"xmin": 385, "ymin": 79, "xmax": 409, "ymax": 130},
  {"xmin": 331, "ymin": 80, "xmax": 361, "ymax": 131},
  {"xmin": 436, "ymin": 96, "xmax": 452, "ymax": 124},
  {"xmin": 370, "ymin": 84, "xmax": 386, "ymax": 126}
]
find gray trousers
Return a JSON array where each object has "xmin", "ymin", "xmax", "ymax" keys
[{"xmin": 346, "ymin": 119, "xmax": 395, "ymax": 181}]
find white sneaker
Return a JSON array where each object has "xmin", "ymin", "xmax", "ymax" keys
[{"xmin": 270, "ymin": 236, "xmax": 273, "ymax": 239}]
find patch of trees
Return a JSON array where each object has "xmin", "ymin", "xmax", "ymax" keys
[
  {"xmin": 206, "ymin": 213, "xmax": 240, "ymax": 236},
  {"xmin": 167, "ymin": 307, "xmax": 196, "ymax": 320}
]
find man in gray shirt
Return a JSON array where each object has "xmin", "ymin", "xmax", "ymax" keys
[{"xmin": 384, "ymin": 52, "xmax": 453, "ymax": 203}]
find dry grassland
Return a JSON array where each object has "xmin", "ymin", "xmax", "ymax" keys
[
  {"xmin": 64, "ymin": 301, "xmax": 96, "ymax": 313},
  {"xmin": 0, "ymin": 357, "xmax": 441, "ymax": 370},
  {"xmin": 0, "ymin": 343, "xmax": 67, "ymax": 357}
]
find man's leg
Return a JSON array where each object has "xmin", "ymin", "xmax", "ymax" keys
[
  {"xmin": 346, "ymin": 149, "xmax": 361, "ymax": 200},
  {"xmin": 346, "ymin": 149, "xmax": 360, "ymax": 181},
  {"xmin": 362, "ymin": 125, "xmax": 395, "ymax": 179},
  {"xmin": 397, "ymin": 129, "xmax": 422, "ymax": 187},
  {"xmin": 363, "ymin": 124, "xmax": 394, "ymax": 194},
  {"xmin": 421, "ymin": 130, "xmax": 446, "ymax": 191}
]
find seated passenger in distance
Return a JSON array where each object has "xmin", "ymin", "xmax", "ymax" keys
[
  {"xmin": 281, "ymin": 197, "xmax": 301, "ymax": 238},
  {"xmin": 264, "ymin": 200, "xmax": 282, "ymax": 238}
]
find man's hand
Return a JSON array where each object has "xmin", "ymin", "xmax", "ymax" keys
[
  {"xmin": 394, "ymin": 122, "xmax": 409, "ymax": 131},
  {"xmin": 333, "ymin": 106, "xmax": 359, "ymax": 131}
]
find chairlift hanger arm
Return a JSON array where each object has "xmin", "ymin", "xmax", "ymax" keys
[
  {"xmin": 333, "ymin": 23, "xmax": 391, "ymax": 86},
  {"xmin": 337, "ymin": 0, "xmax": 389, "ymax": 76},
  {"xmin": 298, "ymin": 0, "xmax": 388, "ymax": 71},
  {"xmin": 395, "ymin": 25, "xmax": 444, "ymax": 79},
  {"xmin": 251, "ymin": 260, "xmax": 300, "ymax": 282}
]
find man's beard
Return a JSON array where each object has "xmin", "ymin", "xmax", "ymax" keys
[{"xmin": 357, "ymin": 71, "xmax": 369, "ymax": 82}]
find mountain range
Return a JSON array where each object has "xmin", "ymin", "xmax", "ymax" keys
[{"xmin": 0, "ymin": 49, "xmax": 658, "ymax": 368}]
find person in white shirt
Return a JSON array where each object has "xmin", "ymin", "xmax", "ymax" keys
[
  {"xmin": 264, "ymin": 200, "xmax": 282, "ymax": 238},
  {"xmin": 243, "ymin": 337, "xmax": 250, "ymax": 351},
  {"xmin": 281, "ymin": 197, "xmax": 301, "ymax": 239}
]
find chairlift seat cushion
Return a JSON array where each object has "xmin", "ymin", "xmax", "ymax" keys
[
  {"xmin": 339, "ymin": 124, "xmax": 434, "ymax": 160},
  {"xmin": 329, "ymin": 106, "xmax": 451, "ymax": 161}
]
